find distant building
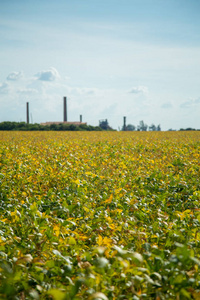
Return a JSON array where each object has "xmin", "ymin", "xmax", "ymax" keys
[
  {"xmin": 99, "ymin": 119, "xmax": 112, "ymax": 130},
  {"xmin": 40, "ymin": 97, "xmax": 86, "ymax": 126},
  {"xmin": 40, "ymin": 121, "xmax": 87, "ymax": 126}
]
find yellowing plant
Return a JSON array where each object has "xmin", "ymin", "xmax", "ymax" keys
[{"xmin": 0, "ymin": 131, "xmax": 200, "ymax": 299}]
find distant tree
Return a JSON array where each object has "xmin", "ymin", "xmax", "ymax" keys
[
  {"xmin": 0, "ymin": 121, "xmax": 14, "ymax": 130},
  {"xmin": 79, "ymin": 124, "xmax": 89, "ymax": 131},
  {"xmin": 28, "ymin": 124, "xmax": 40, "ymax": 131},
  {"xmin": 68, "ymin": 124, "xmax": 77, "ymax": 131},
  {"xmin": 157, "ymin": 124, "xmax": 161, "ymax": 131},
  {"xmin": 149, "ymin": 124, "xmax": 157, "ymax": 131},
  {"xmin": 49, "ymin": 124, "xmax": 59, "ymax": 131},
  {"xmin": 186, "ymin": 128, "xmax": 195, "ymax": 131},
  {"xmin": 168, "ymin": 128, "xmax": 176, "ymax": 131},
  {"xmin": 126, "ymin": 124, "xmax": 136, "ymax": 131},
  {"xmin": 138, "ymin": 120, "xmax": 148, "ymax": 131},
  {"xmin": 94, "ymin": 126, "xmax": 103, "ymax": 131},
  {"xmin": 17, "ymin": 122, "xmax": 27, "ymax": 129},
  {"xmin": 179, "ymin": 128, "xmax": 196, "ymax": 131}
]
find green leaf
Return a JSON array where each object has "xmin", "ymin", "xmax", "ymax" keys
[
  {"xmin": 68, "ymin": 236, "xmax": 76, "ymax": 245},
  {"xmin": 47, "ymin": 289, "xmax": 66, "ymax": 300},
  {"xmin": 180, "ymin": 288, "xmax": 191, "ymax": 299}
]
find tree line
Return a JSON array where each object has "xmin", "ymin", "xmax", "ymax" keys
[
  {"xmin": 1, "ymin": 121, "xmax": 198, "ymax": 131},
  {"xmin": 123, "ymin": 120, "xmax": 161, "ymax": 131},
  {"xmin": 0, "ymin": 122, "xmax": 103, "ymax": 131}
]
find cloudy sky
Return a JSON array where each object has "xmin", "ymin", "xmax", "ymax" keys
[{"xmin": 0, "ymin": 0, "xmax": 200, "ymax": 130}]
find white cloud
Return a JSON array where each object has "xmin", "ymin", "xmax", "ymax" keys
[
  {"xmin": 2, "ymin": 66, "xmax": 199, "ymax": 130},
  {"xmin": 0, "ymin": 82, "xmax": 10, "ymax": 94},
  {"xmin": 35, "ymin": 67, "xmax": 60, "ymax": 81},
  {"xmin": 128, "ymin": 86, "xmax": 148, "ymax": 94},
  {"xmin": 7, "ymin": 71, "xmax": 23, "ymax": 81},
  {"xmin": 180, "ymin": 97, "xmax": 200, "ymax": 108},
  {"xmin": 161, "ymin": 102, "xmax": 173, "ymax": 109},
  {"xmin": 17, "ymin": 88, "xmax": 38, "ymax": 95},
  {"xmin": 66, "ymin": 87, "xmax": 99, "ymax": 96},
  {"xmin": 0, "ymin": 69, "xmax": 150, "ymax": 128}
]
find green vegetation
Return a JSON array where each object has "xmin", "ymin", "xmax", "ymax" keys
[
  {"xmin": 0, "ymin": 122, "xmax": 103, "ymax": 131},
  {"xmin": 0, "ymin": 131, "xmax": 200, "ymax": 299}
]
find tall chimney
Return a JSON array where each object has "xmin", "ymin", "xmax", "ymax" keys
[
  {"xmin": 26, "ymin": 102, "xmax": 29, "ymax": 124},
  {"xmin": 123, "ymin": 116, "xmax": 126, "ymax": 131},
  {"xmin": 63, "ymin": 97, "xmax": 67, "ymax": 122},
  {"xmin": 80, "ymin": 115, "xmax": 82, "ymax": 123}
]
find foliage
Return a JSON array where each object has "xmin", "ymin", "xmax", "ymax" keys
[
  {"xmin": 179, "ymin": 128, "xmax": 200, "ymax": 131},
  {"xmin": 137, "ymin": 120, "xmax": 148, "ymax": 131},
  {"xmin": 126, "ymin": 124, "xmax": 136, "ymax": 131},
  {"xmin": 0, "ymin": 131, "xmax": 200, "ymax": 299},
  {"xmin": 122, "ymin": 121, "xmax": 161, "ymax": 131},
  {"xmin": 0, "ymin": 122, "xmax": 103, "ymax": 131}
]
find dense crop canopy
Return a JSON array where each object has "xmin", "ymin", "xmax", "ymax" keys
[{"xmin": 0, "ymin": 131, "xmax": 200, "ymax": 299}]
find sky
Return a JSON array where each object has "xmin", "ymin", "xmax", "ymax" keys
[{"xmin": 0, "ymin": 0, "xmax": 200, "ymax": 130}]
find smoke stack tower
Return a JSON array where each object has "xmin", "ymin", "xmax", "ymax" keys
[
  {"xmin": 26, "ymin": 102, "xmax": 29, "ymax": 124},
  {"xmin": 80, "ymin": 115, "xmax": 82, "ymax": 123},
  {"xmin": 123, "ymin": 116, "xmax": 126, "ymax": 131},
  {"xmin": 63, "ymin": 97, "xmax": 67, "ymax": 122}
]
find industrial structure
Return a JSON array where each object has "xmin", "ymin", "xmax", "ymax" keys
[
  {"xmin": 25, "ymin": 97, "xmax": 86, "ymax": 126},
  {"xmin": 123, "ymin": 116, "xmax": 127, "ymax": 131},
  {"xmin": 24, "ymin": 99, "xmax": 163, "ymax": 131},
  {"xmin": 41, "ymin": 97, "xmax": 86, "ymax": 126},
  {"xmin": 40, "ymin": 121, "xmax": 85, "ymax": 126},
  {"xmin": 63, "ymin": 96, "xmax": 67, "ymax": 122},
  {"xmin": 25, "ymin": 98, "xmax": 128, "ymax": 130},
  {"xmin": 99, "ymin": 119, "xmax": 112, "ymax": 130},
  {"xmin": 26, "ymin": 102, "xmax": 29, "ymax": 124}
]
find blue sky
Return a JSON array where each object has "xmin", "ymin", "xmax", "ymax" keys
[{"xmin": 0, "ymin": 0, "xmax": 200, "ymax": 130}]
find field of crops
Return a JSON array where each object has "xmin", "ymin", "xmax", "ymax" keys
[{"xmin": 0, "ymin": 131, "xmax": 200, "ymax": 300}]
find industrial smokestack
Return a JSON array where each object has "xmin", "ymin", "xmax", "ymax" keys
[
  {"xmin": 26, "ymin": 102, "xmax": 29, "ymax": 124},
  {"xmin": 123, "ymin": 116, "xmax": 126, "ymax": 131},
  {"xmin": 80, "ymin": 115, "xmax": 82, "ymax": 123},
  {"xmin": 63, "ymin": 97, "xmax": 67, "ymax": 122}
]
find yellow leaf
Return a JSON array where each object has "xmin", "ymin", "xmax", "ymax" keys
[
  {"xmin": 103, "ymin": 236, "xmax": 112, "ymax": 247},
  {"xmin": 105, "ymin": 194, "xmax": 113, "ymax": 203},
  {"xmin": 97, "ymin": 235, "xmax": 103, "ymax": 246},
  {"xmin": 83, "ymin": 206, "xmax": 90, "ymax": 212},
  {"xmin": 79, "ymin": 234, "xmax": 88, "ymax": 241},
  {"xmin": 75, "ymin": 179, "xmax": 80, "ymax": 186},
  {"xmin": 109, "ymin": 223, "xmax": 115, "ymax": 230}
]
